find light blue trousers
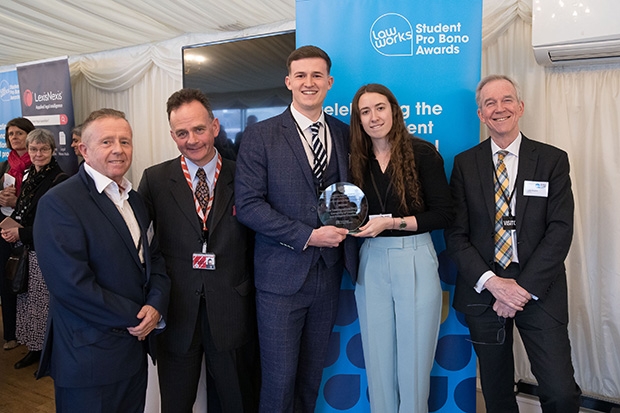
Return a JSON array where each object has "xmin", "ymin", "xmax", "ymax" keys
[{"xmin": 355, "ymin": 233, "xmax": 442, "ymax": 413}]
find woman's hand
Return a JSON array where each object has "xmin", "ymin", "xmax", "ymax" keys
[
  {"xmin": 0, "ymin": 186, "xmax": 17, "ymax": 208},
  {"xmin": 352, "ymin": 217, "xmax": 394, "ymax": 238},
  {"xmin": 1, "ymin": 227, "xmax": 20, "ymax": 243}
]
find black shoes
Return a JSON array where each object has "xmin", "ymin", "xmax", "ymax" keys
[{"xmin": 14, "ymin": 350, "xmax": 41, "ymax": 369}]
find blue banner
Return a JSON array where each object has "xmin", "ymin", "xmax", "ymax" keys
[
  {"xmin": 0, "ymin": 69, "xmax": 23, "ymax": 161},
  {"xmin": 16, "ymin": 58, "xmax": 78, "ymax": 175},
  {"xmin": 296, "ymin": 1, "xmax": 482, "ymax": 412}
]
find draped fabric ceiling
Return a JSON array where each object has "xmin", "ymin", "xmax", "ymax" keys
[
  {"xmin": 1, "ymin": 0, "xmax": 619, "ymax": 406},
  {"xmin": 0, "ymin": 0, "xmax": 295, "ymax": 67}
]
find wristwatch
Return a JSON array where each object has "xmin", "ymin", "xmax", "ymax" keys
[{"xmin": 399, "ymin": 217, "xmax": 406, "ymax": 230}]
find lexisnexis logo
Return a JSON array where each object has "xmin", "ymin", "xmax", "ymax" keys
[
  {"xmin": 23, "ymin": 89, "xmax": 63, "ymax": 107},
  {"xmin": 370, "ymin": 13, "xmax": 413, "ymax": 56}
]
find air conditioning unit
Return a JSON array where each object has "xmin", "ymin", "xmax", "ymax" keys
[{"xmin": 532, "ymin": 0, "xmax": 620, "ymax": 66}]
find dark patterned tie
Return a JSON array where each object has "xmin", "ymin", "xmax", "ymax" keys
[
  {"xmin": 310, "ymin": 122, "xmax": 327, "ymax": 181},
  {"xmin": 195, "ymin": 167, "xmax": 209, "ymax": 214},
  {"xmin": 494, "ymin": 151, "xmax": 512, "ymax": 269}
]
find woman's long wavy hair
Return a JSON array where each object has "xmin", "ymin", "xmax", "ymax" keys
[{"xmin": 350, "ymin": 84, "xmax": 423, "ymax": 213}]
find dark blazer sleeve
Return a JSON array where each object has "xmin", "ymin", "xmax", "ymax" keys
[
  {"xmin": 34, "ymin": 183, "xmax": 155, "ymax": 328},
  {"xmin": 235, "ymin": 116, "xmax": 315, "ymax": 252},
  {"xmin": 514, "ymin": 140, "xmax": 574, "ymax": 300},
  {"xmin": 444, "ymin": 148, "xmax": 495, "ymax": 289}
]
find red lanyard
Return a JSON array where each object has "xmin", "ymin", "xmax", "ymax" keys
[{"xmin": 180, "ymin": 154, "xmax": 222, "ymax": 231}]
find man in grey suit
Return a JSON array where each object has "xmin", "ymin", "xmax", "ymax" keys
[
  {"xmin": 139, "ymin": 89, "xmax": 259, "ymax": 412},
  {"xmin": 235, "ymin": 45, "xmax": 358, "ymax": 412},
  {"xmin": 444, "ymin": 75, "xmax": 581, "ymax": 412}
]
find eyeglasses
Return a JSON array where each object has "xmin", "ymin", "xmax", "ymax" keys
[
  {"xmin": 466, "ymin": 304, "xmax": 507, "ymax": 346},
  {"xmin": 28, "ymin": 147, "xmax": 52, "ymax": 154}
]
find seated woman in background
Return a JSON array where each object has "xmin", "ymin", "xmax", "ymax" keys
[
  {"xmin": 349, "ymin": 84, "xmax": 454, "ymax": 413},
  {"xmin": 1, "ymin": 128, "xmax": 68, "ymax": 371}
]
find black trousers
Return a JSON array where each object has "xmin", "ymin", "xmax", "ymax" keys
[
  {"xmin": 465, "ymin": 263, "xmax": 581, "ymax": 413},
  {"xmin": 157, "ymin": 297, "xmax": 259, "ymax": 413}
]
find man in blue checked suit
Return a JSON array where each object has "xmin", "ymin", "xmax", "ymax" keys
[{"xmin": 235, "ymin": 45, "xmax": 358, "ymax": 413}]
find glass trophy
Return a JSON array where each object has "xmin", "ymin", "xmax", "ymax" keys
[{"xmin": 318, "ymin": 182, "xmax": 368, "ymax": 233}]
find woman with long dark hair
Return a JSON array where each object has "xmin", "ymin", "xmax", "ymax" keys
[{"xmin": 349, "ymin": 84, "xmax": 453, "ymax": 412}]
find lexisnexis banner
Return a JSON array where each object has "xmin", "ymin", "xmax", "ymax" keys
[
  {"xmin": 17, "ymin": 57, "xmax": 78, "ymax": 175},
  {"xmin": 296, "ymin": 1, "xmax": 482, "ymax": 412}
]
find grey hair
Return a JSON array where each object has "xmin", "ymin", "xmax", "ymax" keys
[
  {"xmin": 26, "ymin": 128, "xmax": 56, "ymax": 152},
  {"xmin": 475, "ymin": 74, "xmax": 522, "ymax": 109}
]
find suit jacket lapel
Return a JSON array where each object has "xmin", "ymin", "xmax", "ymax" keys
[
  {"xmin": 326, "ymin": 116, "xmax": 349, "ymax": 182},
  {"xmin": 168, "ymin": 158, "xmax": 203, "ymax": 238},
  {"xmin": 207, "ymin": 160, "xmax": 233, "ymax": 236},
  {"xmin": 475, "ymin": 139, "xmax": 496, "ymax": 224},
  {"xmin": 80, "ymin": 168, "xmax": 143, "ymax": 270},
  {"xmin": 128, "ymin": 191, "xmax": 151, "ymax": 279},
  {"xmin": 515, "ymin": 136, "xmax": 537, "ymax": 237},
  {"xmin": 281, "ymin": 109, "xmax": 318, "ymax": 190}
]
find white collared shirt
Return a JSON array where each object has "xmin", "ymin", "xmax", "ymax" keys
[
  {"xmin": 475, "ymin": 133, "xmax": 522, "ymax": 293},
  {"xmin": 290, "ymin": 104, "xmax": 333, "ymax": 168},
  {"xmin": 84, "ymin": 162, "xmax": 143, "ymax": 263}
]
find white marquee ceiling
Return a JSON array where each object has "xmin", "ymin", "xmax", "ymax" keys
[{"xmin": 0, "ymin": 0, "xmax": 295, "ymax": 67}]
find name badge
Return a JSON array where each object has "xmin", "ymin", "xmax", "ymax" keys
[
  {"xmin": 523, "ymin": 180, "xmax": 549, "ymax": 197},
  {"xmin": 369, "ymin": 213, "xmax": 392, "ymax": 220},
  {"xmin": 502, "ymin": 216, "xmax": 516, "ymax": 230},
  {"xmin": 192, "ymin": 253, "xmax": 216, "ymax": 270}
]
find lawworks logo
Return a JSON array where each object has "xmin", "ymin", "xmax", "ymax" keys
[
  {"xmin": 0, "ymin": 80, "xmax": 10, "ymax": 102},
  {"xmin": 23, "ymin": 89, "xmax": 33, "ymax": 107},
  {"xmin": 370, "ymin": 13, "xmax": 413, "ymax": 56}
]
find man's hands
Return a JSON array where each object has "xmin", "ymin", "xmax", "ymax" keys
[
  {"xmin": 127, "ymin": 305, "xmax": 160, "ymax": 341},
  {"xmin": 307, "ymin": 226, "xmax": 348, "ymax": 248},
  {"xmin": 484, "ymin": 276, "xmax": 532, "ymax": 318}
]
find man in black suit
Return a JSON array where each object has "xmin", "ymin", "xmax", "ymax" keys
[
  {"xmin": 445, "ymin": 74, "xmax": 581, "ymax": 413},
  {"xmin": 138, "ymin": 88, "xmax": 258, "ymax": 413},
  {"xmin": 34, "ymin": 109, "xmax": 170, "ymax": 412}
]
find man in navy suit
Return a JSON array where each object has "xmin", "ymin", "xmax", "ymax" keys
[
  {"xmin": 139, "ymin": 88, "xmax": 259, "ymax": 412},
  {"xmin": 445, "ymin": 75, "xmax": 581, "ymax": 412},
  {"xmin": 235, "ymin": 45, "xmax": 358, "ymax": 412},
  {"xmin": 34, "ymin": 109, "xmax": 170, "ymax": 413}
]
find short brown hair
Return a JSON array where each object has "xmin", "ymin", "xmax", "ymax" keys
[
  {"xmin": 286, "ymin": 45, "xmax": 332, "ymax": 74},
  {"xmin": 5, "ymin": 117, "xmax": 35, "ymax": 150},
  {"xmin": 166, "ymin": 88, "xmax": 214, "ymax": 121}
]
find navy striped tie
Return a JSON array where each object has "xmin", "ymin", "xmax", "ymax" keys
[{"xmin": 310, "ymin": 122, "xmax": 326, "ymax": 181}]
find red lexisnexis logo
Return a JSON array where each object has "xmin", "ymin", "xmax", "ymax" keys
[{"xmin": 23, "ymin": 89, "xmax": 33, "ymax": 107}]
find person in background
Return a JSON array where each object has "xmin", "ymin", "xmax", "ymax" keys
[
  {"xmin": 139, "ymin": 88, "xmax": 259, "ymax": 413},
  {"xmin": 1, "ymin": 117, "xmax": 35, "ymax": 351},
  {"xmin": 70, "ymin": 124, "xmax": 83, "ymax": 162},
  {"xmin": 444, "ymin": 74, "xmax": 581, "ymax": 412},
  {"xmin": 349, "ymin": 83, "xmax": 454, "ymax": 412},
  {"xmin": 1, "ymin": 128, "xmax": 68, "ymax": 370},
  {"xmin": 235, "ymin": 45, "xmax": 357, "ymax": 412},
  {"xmin": 33, "ymin": 108, "xmax": 170, "ymax": 413}
]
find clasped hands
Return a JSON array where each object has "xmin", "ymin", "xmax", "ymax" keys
[{"xmin": 484, "ymin": 276, "xmax": 532, "ymax": 318}]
